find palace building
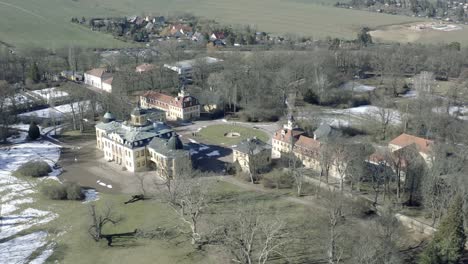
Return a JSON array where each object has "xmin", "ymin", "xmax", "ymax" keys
[
  {"xmin": 95, "ymin": 107, "xmax": 190, "ymax": 176},
  {"xmin": 271, "ymin": 115, "xmax": 305, "ymax": 159},
  {"xmin": 140, "ymin": 86, "xmax": 200, "ymax": 121}
]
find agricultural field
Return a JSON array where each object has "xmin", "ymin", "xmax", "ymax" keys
[{"xmin": 0, "ymin": 0, "xmax": 429, "ymax": 49}]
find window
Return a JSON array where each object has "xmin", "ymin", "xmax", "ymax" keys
[
  {"xmin": 142, "ymin": 160, "xmax": 145, "ymax": 166},
  {"xmin": 136, "ymin": 151, "xmax": 139, "ymax": 157},
  {"xmin": 141, "ymin": 150, "xmax": 144, "ymax": 156},
  {"xmin": 137, "ymin": 162, "xmax": 140, "ymax": 168}
]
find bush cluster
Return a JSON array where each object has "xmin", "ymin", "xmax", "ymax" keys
[
  {"xmin": 261, "ymin": 169, "xmax": 294, "ymax": 189},
  {"xmin": 41, "ymin": 182, "xmax": 84, "ymax": 200},
  {"xmin": 13, "ymin": 160, "xmax": 52, "ymax": 177}
]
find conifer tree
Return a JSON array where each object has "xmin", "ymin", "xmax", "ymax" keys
[
  {"xmin": 28, "ymin": 121, "xmax": 40, "ymax": 140},
  {"xmin": 419, "ymin": 195, "xmax": 466, "ymax": 264}
]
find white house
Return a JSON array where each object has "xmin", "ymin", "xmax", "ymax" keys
[
  {"xmin": 84, "ymin": 68, "xmax": 113, "ymax": 93},
  {"xmin": 163, "ymin": 57, "xmax": 222, "ymax": 78}
]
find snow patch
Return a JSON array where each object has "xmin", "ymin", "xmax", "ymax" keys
[
  {"xmin": 206, "ymin": 150, "xmax": 220, "ymax": 157},
  {"xmin": 0, "ymin": 231, "xmax": 49, "ymax": 264},
  {"xmin": 82, "ymin": 189, "xmax": 99, "ymax": 203}
]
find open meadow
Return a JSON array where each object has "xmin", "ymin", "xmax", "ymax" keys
[{"xmin": 0, "ymin": 0, "xmax": 431, "ymax": 49}]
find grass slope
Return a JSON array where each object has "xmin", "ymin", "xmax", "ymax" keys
[{"xmin": 0, "ymin": 0, "xmax": 424, "ymax": 49}]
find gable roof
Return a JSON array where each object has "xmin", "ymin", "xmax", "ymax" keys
[
  {"xmin": 273, "ymin": 128, "xmax": 305, "ymax": 143},
  {"xmin": 233, "ymin": 138, "xmax": 271, "ymax": 155},
  {"xmin": 136, "ymin": 63, "xmax": 157, "ymax": 73},
  {"xmin": 294, "ymin": 135, "xmax": 320, "ymax": 157},
  {"xmin": 389, "ymin": 133, "xmax": 433, "ymax": 154},
  {"xmin": 142, "ymin": 90, "xmax": 199, "ymax": 109},
  {"xmin": 103, "ymin": 77, "xmax": 113, "ymax": 85},
  {"xmin": 86, "ymin": 68, "xmax": 107, "ymax": 78}
]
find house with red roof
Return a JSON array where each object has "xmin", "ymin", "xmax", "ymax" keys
[
  {"xmin": 293, "ymin": 135, "xmax": 322, "ymax": 170},
  {"xmin": 271, "ymin": 115, "xmax": 305, "ymax": 158},
  {"xmin": 84, "ymin": 68, "xmax": 113, "ymax": 93},
  {"xmin": 140, "ymin": 87, "xmax": 200, "ymax": 121},
  {"xmin": 388, "ymin": 133, "xmax": 433, "ymax": 164}
]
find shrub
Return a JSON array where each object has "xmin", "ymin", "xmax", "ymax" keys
[
  {"xmin": 41, "ymin": 182, "xmax": 84, "ymax": 200},
  {"xmin": 261, "ymin": 169, "xmax": 294, "ymax": 189},
  {"xmin": 28, "ymin": 121, "xmax": 41, "ymax": 140},
  {"xmin": 14, "ymin": 160, "xmax": 52, "ymax": 177}
]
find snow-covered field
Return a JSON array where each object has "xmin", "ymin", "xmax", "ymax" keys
[
  {"xmin": 340, "ymin": 81, "xmax": 376, "ymax": 92},
  {"xmin": 328, "ymin": 105, "xmax": 402, "ymax": 124},
  {"xmin": 32, "ymin": 87, "xmax": 69, "ymax": 102},
  {"xmin": 0, "ymin": 139, "xmax": 62, "ymax": 263},
  {"xmin": 433, "ymin": 106, "xmax": 468, "ymax": 121},
  {"xmin": 5, "ymin": 93, "xmax": 32, "ymax": 106},
  {"xmin": 19, "ymin": 100, "xmax": 90, "ymax": 120}
]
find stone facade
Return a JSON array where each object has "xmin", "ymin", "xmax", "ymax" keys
[{"xmin": 233, "ymin": 138, "xmax": 272, "ymax": 174}]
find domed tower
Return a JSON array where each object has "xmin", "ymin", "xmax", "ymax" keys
[
  {"xmin": 102, "ymin": 112, "xmax": 116, "ymax": 123},
  {"xmin": 178, "ymin": 84, "xmax": 189, "ymax": 98},
  {"xmin": 131, "ymin": 107, "xmax": 148, "ymax": 126},
  {"xmin": 166, "ymin": 134, "xmax": 184, "ymax": 150}
]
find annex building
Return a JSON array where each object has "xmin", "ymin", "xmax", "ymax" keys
[{"xmin": 140, "ymin": 87, "xmax": 200, "ymax": 121}]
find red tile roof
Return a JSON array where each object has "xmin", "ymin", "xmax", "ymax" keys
[
  {"xmin": 142, "ymin": 91, "xmax": 199, "ymax": 109},
  {"xmin": 103, "ymin": 77, "xmax": 113, "ymax": 85},
  {"xmin": 389, "ymin": 133, "xmax": 433, "ymax": 154},
  {"xmin": 273, "ymin": 128, "xmax": 305, "ymax": 143},
  {"xmin": 294, "ymin": 135, "xmax": 320, "ymax": 157},
  {"xmin": 85, "ymin": 68, "xmax": 107, "ymax": 78},
  {"xmin": 136, "ymin": 63, "xmax": 157, "ymax": 73}
]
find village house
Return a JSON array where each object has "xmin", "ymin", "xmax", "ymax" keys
[
  {"xmin": 84, "ymin": 68, "xmax": 113, "ymax": 93},
  {"xmin": 271, "ymin": 115, "xmax": 305, "ymax": 159},
  {"xmin": 233, "ymin": 137, "xmax": 272, "ymax": 174},
  {"xmin": 95, "ymin": 108, "xmax": 173, "ymax": 172},
  {"xmin": 140, "ymin": 86, "xmax": 201, "ymax": 121},
  {"xmin": 60, "ymin": 70, "xmax": 83, "ymax": 82},
  {"xmin": 163, "ymin": 56, "xmax": 223, "ymax": 78},
  {"xmin": 135, "ymin": 63, "xmax": 157, "ymax": 73},
  {"xmin": 388, "ymin": 133, "xmax": 433, "ymax": 165},
  {"xmin": 210, "ymin": 32, "xmax": 226, "ymax": 41},
  {"xmin": 168, "ymin": 24, "xmax": 193, "ymax": 37}
]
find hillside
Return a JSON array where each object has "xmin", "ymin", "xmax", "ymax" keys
[{"xmin": 0, "ymin": 0, "xmax": 442, "ymax": 49}]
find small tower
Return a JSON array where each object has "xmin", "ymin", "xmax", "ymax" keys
[
  {"xmin": 283, "ymin": 114, "xmax": 296, "ymax": 130},
  {"xmin": 131, "ymin": 106, "xmax": 148, "ymax": 126}
]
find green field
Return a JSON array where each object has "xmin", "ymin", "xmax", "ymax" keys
[
  {"xmin": 198, "ymin": 124, "xmax": 269, "ymax": 145},
  {"xmin": 0, "ymin": 0, "xmax": 426, "ymax": 49}
]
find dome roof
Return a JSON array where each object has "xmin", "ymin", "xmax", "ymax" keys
[
  {"xmin": 103, "ymin": 112, "xmax": 116, "ymax": 123},
  {"xmin": 166, "ymin": 134, "xmax": 183, "ymax": 150},
  {"xmin": 131, "ymin": 107, "xmax": 146, "ymax": 116}
]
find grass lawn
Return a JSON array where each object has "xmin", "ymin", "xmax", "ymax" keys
[
  {"xmin": 35, "ymin": 190, "xmax": 214, "ymax": 263},
  {"xmin": 198, "ymin": 124, "xmax": 269, "ymax": 146},
  {"xmin": 0, "ymin": 0, "xmax": 429, "ymax": 49},
  {"xmin": 29, "ymin": 178, "xmax": 331, "ymax": 263}
]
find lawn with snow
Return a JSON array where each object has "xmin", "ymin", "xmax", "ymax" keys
[
  {"xmin": 0, "ymin": 139, "xmax": 62, "ymax": 263},
  {"xmin": 32, "ymin": 87, "xmax": 69, "ymax": 102},
  {"xmin": 206, "ymin": 150, "xmax": 220, "ymax": 157},
  {"xmin": 340, "ymin": 81, "xmax": 376, "ymax": 92},
  {"xmin": 19, "ymin": 100, "xmax": 91, "ymax": 119},
  {"xmin": 329, "ymin": 105, "xmax": 402, "ymax": 124}
]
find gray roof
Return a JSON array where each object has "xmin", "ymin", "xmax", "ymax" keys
[
  {"xmin": 103, "ymin": 112, "xmax": 116, "ymax": 122},
  {"xmin": 131, "ymin": 107, "xmax": 146, "ymax": 116},
  {"xmin": 313, "ymin": 123, "xmax": 340, "ymax": 141},
  {"xmin": 148, "ymin": 137, "xmax": 189, "ymax": 158},
  {"xmin": 233, "ymin": 138, "xmax": 271, "ymax": 155},
  {"xmin": 95, "ymin": 120, "xmax": 174, "ymax": 147}
]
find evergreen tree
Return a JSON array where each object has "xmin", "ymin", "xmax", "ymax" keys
[
  {"xmin": 28, "ymin": 121, "xmax": 40, "ymax": 141},
  {"xmin": 419, "ymin": 195, "xmax": 466, "ymax": 264},
  {"xmin": 357, "ymin": 27, "xmax": 373, "ymax": 47},
  {"xmin": 28, "ymin": 63, "xmax": 40, "ymax": 83}
]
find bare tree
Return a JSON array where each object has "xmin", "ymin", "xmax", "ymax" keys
[
  {"xmin": 222, "ymin": 205, "xmax": 286, "ymax": 264},
  {"xmin": 158, "ymin": 169, "xmax": 208, "ymax": 245},
  {"xmin": 0, "ymin": 81, "xmax": 16, "ymax": 143},
  {"xmin": 88, "ymin": 203, "xmax": 123, "ymax": 242}
]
